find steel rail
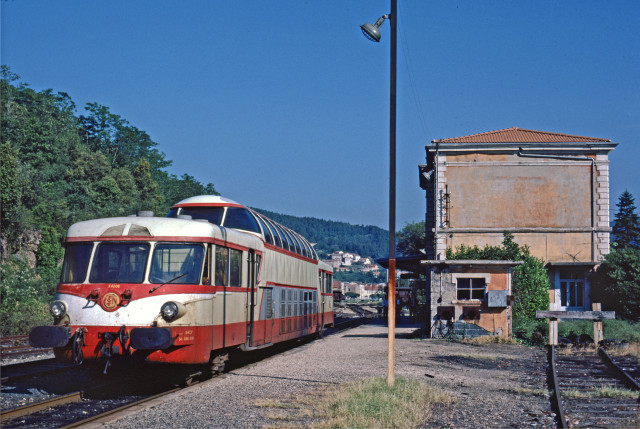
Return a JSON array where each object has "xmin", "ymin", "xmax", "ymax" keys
[
  {"xmin": 551, "ymin": 345, "xmax": 639, "ymax": 428},
  {"xmin": 60, "ymin": 387, "xmax": 183, "ymax": 429},
  {"xmin": 548, "ymin": 345, "xmax": 568, "ymax": 429},
  {"xmin": 0, "ymin": 390, "xmax": 84, "ymax": 420},
  {"xmin": 599, "ymin": 347, "xmax": 640, "ymax": 391}
]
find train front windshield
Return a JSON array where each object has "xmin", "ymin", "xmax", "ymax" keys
[
  {"xmin": 61, "ymin": 242, "xmax": 205, "ymax": 285},
  {"xmin": 149, "ymin": 243, "xmax": 204, "ymax": 284}
]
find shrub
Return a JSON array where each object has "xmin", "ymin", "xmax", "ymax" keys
[
  {"xmin": 558, "ymin": 319, "xmax": 640, "ymax": 344},
  {"xmin": 0, "ymin": 259, "xmax": 53, "ymax": 335}
]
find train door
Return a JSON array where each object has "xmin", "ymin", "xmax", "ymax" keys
[
  {"xmin": 319, "ymin": 271, "xmax": 325, "ymax": 331},
  {"xmin": 263, "ymin": 286, "xmax": 273, "ymax": 344},
  {"xmin": 248, "ymin": 251, "xmax": 270, "ymax": 347}
]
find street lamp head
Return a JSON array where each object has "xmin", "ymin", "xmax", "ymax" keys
[{"xmin": 360, "ymin": 15, "xmax": 388, "ymax": 42}]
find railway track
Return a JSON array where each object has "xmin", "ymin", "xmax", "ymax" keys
[
  {"xmin": 1, "ymin": 335, "xmax": 53, "ymax": 362},
  {"xmin": 549, "ymin": 345, "xmax": 639, "ymax": 428},
  {"xmin": 1, "ymin": 358, "xmax": 74, "ymax": 384},
  {"xmin": 1, "ymin": 362, "xmax": 205, "ymax": 428}
]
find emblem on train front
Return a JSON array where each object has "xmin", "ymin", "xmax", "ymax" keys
[{"xmin": 102, "ymin": 292, "xmax": 121, "ymax": 310}]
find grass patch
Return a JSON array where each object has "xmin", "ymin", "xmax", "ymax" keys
[
  {"xmin": 562, "ymin": 386, "xmax": 638, "ymax": 399},
  {"xmin": 512, "ymin": 387, "xmax": 550, "ymax": 397},
  {"xmin": 257, "ymin": 377, "xmax": 450, "ymax": 429},
  {"xmin": 463, "ymin": 335, "xmax": 518, "ymax": 345},
  {"xmin": 315, "ymin": 377, "xmax": 450, "ymax": 429},
  {"xmin": 606, "ymin": 342, "xmax": 640, "ymax": 359}
]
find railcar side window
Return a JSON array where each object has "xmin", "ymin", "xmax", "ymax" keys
[
  {"xmin": 288, "ymin": 230, "xmax": 303, "ymax": 255},
  {"xmin": 150, "ymin": 243, "xmax": 204, "ymax": 285},
  {"xmin": 214, "ymin": 246, "xmax": 242, "ymax": 287},
  {"xmin": 280, "ymin": 228, "xmax": 294, "ymax": 252},
  {"xmin": 61, "ymin": 243, "xmax": 93, "ymax": 283},
  {"xmin": 265, "ymin": 218, "xmax": 284, "ymax": 248},
  {"xmin": 298, "ymin": 235, "xmax": 311, "ymax": 258},
  {"xmin": 223, "ymin": 207, "xmax": 260, "ymax": 233},
  {"xmin": 229, "ymin": 248, "xmax": 242, "ymax": 287},
  {"xmin": 202, "ymin": 245, "xmax": 211, "ymax": 284},
  {"xmin": 254, "ymin": 215, "xmax": 274, "ymax": 245},
  {"xmin": 215, "ymin": 246, "xmax": 229, "ymax": 286},
  {"xmin": 89, "ymin": 243, "xmax": 150, "ymax": 283}
]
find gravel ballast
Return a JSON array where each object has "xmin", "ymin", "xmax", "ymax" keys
[{"xmin": 98, "ymin": 321, "xmax": 555, "ymax": 428}]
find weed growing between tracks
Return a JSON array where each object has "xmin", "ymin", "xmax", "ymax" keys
[
  {"xmin": 258, "ymin": 377, "xmax": 450, "ymax": 429},
  {"xmin": 562, "ymin": 386, "xmax": 639, "ymax": 399},
  {"xmin": 606, "ymin": 342, "xmax": 640, "ymax": 359}
]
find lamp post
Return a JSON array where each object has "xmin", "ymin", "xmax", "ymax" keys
[{"xmin": 361, "ymin": 0, "xmax": 397, "ymax": 387}]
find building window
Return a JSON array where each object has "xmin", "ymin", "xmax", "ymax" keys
[
  {"xmin": 456, "ymin": 278, "xmax": 486, "ymax": 300},
  {"xmin": 559, "ymin": 270, "xmax": 585, "ymax": 308}
]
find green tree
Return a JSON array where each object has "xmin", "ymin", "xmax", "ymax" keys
[
  {"xmin": 79, "ymin": 103, "xmax": 170, "ymax": 173},
  {"xmin": 591, "ymin": 192, "xmax": 640, "ymax": 321},
  {"xmin": 158, "ymin": 173, "xmax": 218, "ymax": 212},
  {"xmin": 590, "ymin": 247, "xmax": 640, "ymax": 321},
  {"xmin": 396, "ymin": 221, "xmax": 425, "ymax": 256},
  {"xmin": 133, "ymin": 158, "xmax": 164, "ymax": 213},
  {"xmin": 0, "ymin": 259, "xmax": 52, "ymax": 335},
  {"xmin": 0, "ymin": 142, "xmax": 33, "ymax": 251},
  {"xmin": 612, "ymin": 190, "xmax": 640, "ymax": 250}
]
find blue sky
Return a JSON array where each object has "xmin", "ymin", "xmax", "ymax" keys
[{"xmin": 2, "ymin": 1, "xmax": 639, "ymax": 229}]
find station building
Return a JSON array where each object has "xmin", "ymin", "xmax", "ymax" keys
[{"xmin": 391, "ymin": 127, "xmax": 617, "ymax": 336}]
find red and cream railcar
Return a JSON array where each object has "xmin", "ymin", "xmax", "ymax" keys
[{"xmin": 30, "ymin": 196, "xmax": 333, "ymax": 371}]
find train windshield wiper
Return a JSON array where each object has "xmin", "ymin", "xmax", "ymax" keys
[{"xmin": 149, "ymin": 272, "xmax": 188, "ymax": 294}]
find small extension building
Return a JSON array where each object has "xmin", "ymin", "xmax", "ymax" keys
[{"xmin": 400, "ymin": 127, "xmax": 617, "ymax": 337}]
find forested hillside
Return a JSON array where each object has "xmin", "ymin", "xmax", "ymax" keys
[
  {"xmin": 253, "ymin": 208, "xmax": 388, "ymax": 260},
  {"xmin": 1, "ymin": 66, "xmax": 219, "ymax": 261}
]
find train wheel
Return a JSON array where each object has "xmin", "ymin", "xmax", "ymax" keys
[{"xmin": 208, "ymin": 351, "xmax": 229, "ymax": 376}]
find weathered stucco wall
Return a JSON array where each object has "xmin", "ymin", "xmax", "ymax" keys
[
  {"xmin": 446, "ymin": 162, "xmax": 591, "ymax": 229},
  {"xmin": 448, "ymin": 232, "xmax": 593, "ymax": 263}
]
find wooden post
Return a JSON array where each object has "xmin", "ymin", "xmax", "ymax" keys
[
  {"xmin": 549, "ymin": 318, "xmax": 558, "ymax": 346},
  {"xmin": 536, "ymin": 310, "xmax": 614, "ymax": 347},
  {"xmin": 592, "ymin": 303, "xmax": 603, "ymax": 348}
]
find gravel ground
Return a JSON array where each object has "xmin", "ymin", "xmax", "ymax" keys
[
  {"xmin": 95, "ymin": 320, "xmax": 555, "ymax": 429},
  {"xmin": 1, "ymin": 350, "xmax": 54, "ymax": 366}
]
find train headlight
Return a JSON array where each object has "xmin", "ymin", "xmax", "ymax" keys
[
  {"xmin": 160, "ymin": 301, "xmax": 186, "ymax": 322},
  {"xmin": 50, "ymin": 300, "xmax": 68, "ymax": 319}
]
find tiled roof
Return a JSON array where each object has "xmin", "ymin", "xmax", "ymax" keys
[{"xmin": 433, "ymin": 127, "xmax": 610, "ymax": 143}]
